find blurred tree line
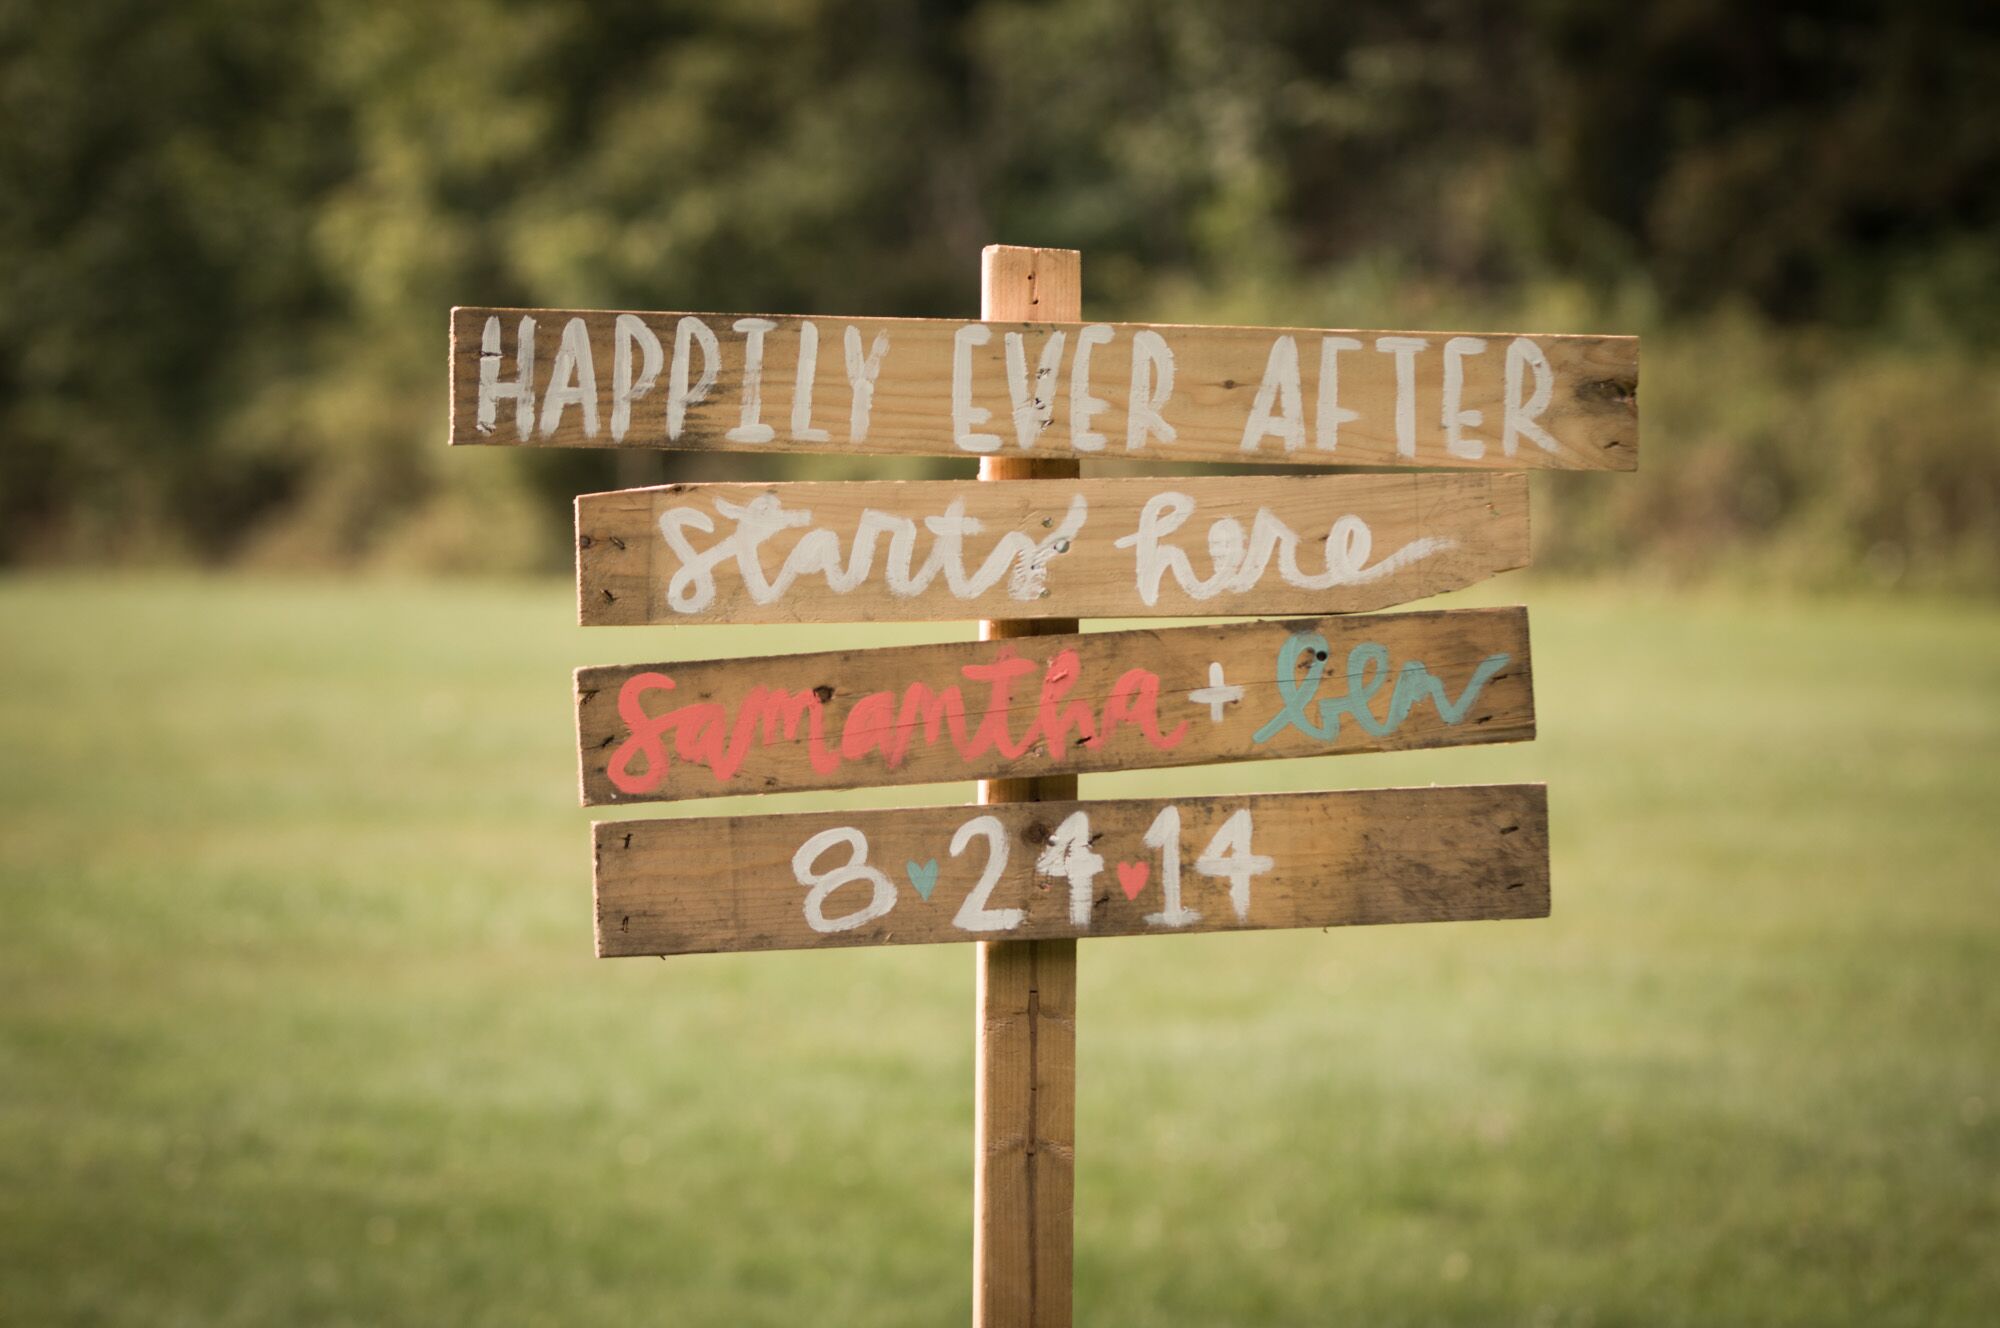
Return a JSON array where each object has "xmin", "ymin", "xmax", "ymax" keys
[{"xmin": 3, "ymin": 0, "xmax": 1995, "ymax": 587}]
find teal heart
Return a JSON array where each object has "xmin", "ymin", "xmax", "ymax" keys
[{"xmin": 905, "ymin": 859, "xmax": 940, "ymax": 900}]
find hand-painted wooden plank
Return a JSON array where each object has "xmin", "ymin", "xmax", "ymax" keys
[
  {"xmin": 576, "ymin": 471, "xmax": 1530, "ymax": 625},
  {"xmin": 574, "ymin": 606, "xmax": 1533, "ymax": 806},
  {"xmin": 594, "ymin": 783, "xmax": 1550, "ymax": 957},
  {"xmin": 451, "ymin": 307, "xmax": 1637, "ymax": 470}
]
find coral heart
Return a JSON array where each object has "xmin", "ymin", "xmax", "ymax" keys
[
  {"xmin": 905, "ymin": 859, "xmax": 940, "ymax": 900},
  {"xmin": 1116, "ymin": 861, "xmax": 1150, "ymax": 900}
]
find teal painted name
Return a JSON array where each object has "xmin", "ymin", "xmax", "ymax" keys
[{"xmin": 1251, "ymin": 632, "xmax": 1512, "ymax": 745}]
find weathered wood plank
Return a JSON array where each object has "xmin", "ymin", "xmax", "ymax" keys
[
  {"xmin": 573, "ymin": 605, "xmax": 1534, "ymax": 806},
  {"xmin": 576, "ymin": 471, "xmax": 1530, "ymax": 624},
  {"xmin": 451, "ymin": 306, "xmax": 1637, "ymax": 470},
  {"xmin": 594, "ymin": 783, "xmax": 1551, "ymax": 957}
]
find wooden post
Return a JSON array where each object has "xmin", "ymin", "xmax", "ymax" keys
[{"xmin": 974, "ymin": 245, "xmax": 1080, "ymax": 1327}]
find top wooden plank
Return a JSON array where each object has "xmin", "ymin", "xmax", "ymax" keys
[{"xmin": 449, "ymin": 307, "xmax": 1638, "ymax": 470}]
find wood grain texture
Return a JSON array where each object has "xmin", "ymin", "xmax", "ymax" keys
[
  {"xmin": 975, "ymin": 244, "xmax": 1080, "ymax": 1328},
  {"xmin": 573, "ymin": 605, "xmax": 1535, "ymax": 806},
  {"xmin": 593, "ymin": 783, "xmax": 1552, "ymax": 957},
  {"xmin": 975, "ymin": 934, "xmax": 1073, "ymax": 1328},
  {"xmin": 449, "ymin": 306, "xmax": 1637, "ymax": 471},
  {"xmin": 575, "ymin": 471, "xmax": 1531, "ymax": 625}
]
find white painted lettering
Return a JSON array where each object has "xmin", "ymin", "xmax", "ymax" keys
[
  {"xmin": 952, "ymin": 324, "xmax": 1001, "ymax": 453},
  {"xmin": 1068, "ymin": 323, "xmax": 1115, "ymax": 452},
  {"xmin": 657, "ymin": 492, "xmax": 1089, "ymax": 613},
  {"xmin": 726, "ymin": 317, "xmax": 777, "ymax": 444},
  {"xmin": 1239, "ymin": 335, "xmax": 1305, "ymax": 452},
  {"xmin": 610, "ymin": 314, "xmax": 662, "ymax": 442},
  {"xmin": 476, "ymin": 314, "xmax": 536, "ymax": 439},
  {"xmin": 1314, "ymin": 335, "xmax": 1362, "ymax": 451},
  {"xmin": 1193, "ymin": 809, "xmax": 1271, "ymax": 922},
  {"xmin": 793, "ymin": 827, "xmax": 896, "ymax": 933},
  {"xmin": 1442, "ymin": 336, "xmax": 1488, "ymax": 460},
  {"xmin": 1374, "ymin": 336, "xmax": 1428, "ymax": 458},
  {"xmin": 1143, "ymin": 805, "xmax": 1199, "ymax": 928},
  {"xmin": 1038, "ymin": 810, "xmax": 1105, "ymax": 928},
  {"xmin": 789, "ymin": 321, "xmax": 831, "ymax": 443},
  {"xmin": 949, "ymin": 815, "xmax": 1021, "ymax": 932},
  {"xmin": 843, "ymin": 326, "xmax": 890, "ymax": 442},
  {"xmin": 1003, "ymin": 329, "xmax": 1065, "ymax": 450},
  {"xmin": 539, "ymin": 316, "xmax": 599, "ymax": 438},
  {"xmin": 1503, "ymin": 337, "xmax": 1561, "ymax": 455},
  {"xmin": 667, "ymin": 317, "xmax": 719, "ymax": 442},
  {"xmin": 1126, "ymin": 330, "xmax": 1177, "ymax": 451},
  {"xmin": 1113, "ymin": 491, "xmax": 1456, "ymax": 606}
]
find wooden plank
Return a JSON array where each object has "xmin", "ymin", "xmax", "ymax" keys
[
  {"xmin": 973, "ymin": 243, "xmax": 1079, "ymax": 1328},
  {"xmin": 594, "ymin": 783, "xmax": 1551, "ymax": 957},
  {"xmin": 576, "ymin": 471, "xmax": 1531, "ymax": 625},
  {"xmin": 450, "ymin": 306, "xmax": 1637, "ymax": 470},
  {"xmin": 574, "ymin": 605, "xmax": 1535, "ymax": 806}
]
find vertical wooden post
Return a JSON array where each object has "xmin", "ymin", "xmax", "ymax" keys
[{"xmin": 974, "ymin": 245, "xmax": 1080, "ymax": 1328}]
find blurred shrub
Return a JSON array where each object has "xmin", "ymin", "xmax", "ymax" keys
[
  {"xmin": 0, "ymin": 0, "xmax": 1994, "ymax": 589},
  {"xmin": 1537, "ymin": 314, "xmax": 2000, "ymax": 592}
]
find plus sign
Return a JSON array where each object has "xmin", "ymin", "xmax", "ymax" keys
[{"xmin": 1187, "ymin": 662, "xmax": 1245, "ymax": 723}]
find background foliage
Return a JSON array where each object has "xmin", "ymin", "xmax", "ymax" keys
[{"xmin": 3, "ymin": 0, "xmax": 1996, "ymax": 587}]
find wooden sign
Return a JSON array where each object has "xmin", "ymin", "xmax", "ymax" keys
[
  {"xmin": 596, "ymin": 783, "xmax": 1550, "ymax": 956},
  {"xmin": 575, "ymin": 605, "xmax": 1533, "ymax": 805},
  {"xmin": 577, "ymin": 471, "xmax": 1529, "ymax": 624},
  {"xmin": 451, "ymin": 307, "xmax": 1637, "ymax": 470},
  {"xmin": 455, "ymin": 243, "xmax": 1636, "ymax": 1327}
]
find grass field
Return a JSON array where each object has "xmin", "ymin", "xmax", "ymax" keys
[{"xmin": 2, "ymin": 573, "xmax": 1996, "ymax": 1326}]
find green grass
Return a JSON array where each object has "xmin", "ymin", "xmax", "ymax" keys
[{"xmin": 2, "ymin": 573, "xmax": 1996, "ymax": 1326}]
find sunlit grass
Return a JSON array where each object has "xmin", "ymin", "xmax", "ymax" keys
[{"xmin": 2, "ymin": 573, "xmax": 1996, "ymax": 1325}]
